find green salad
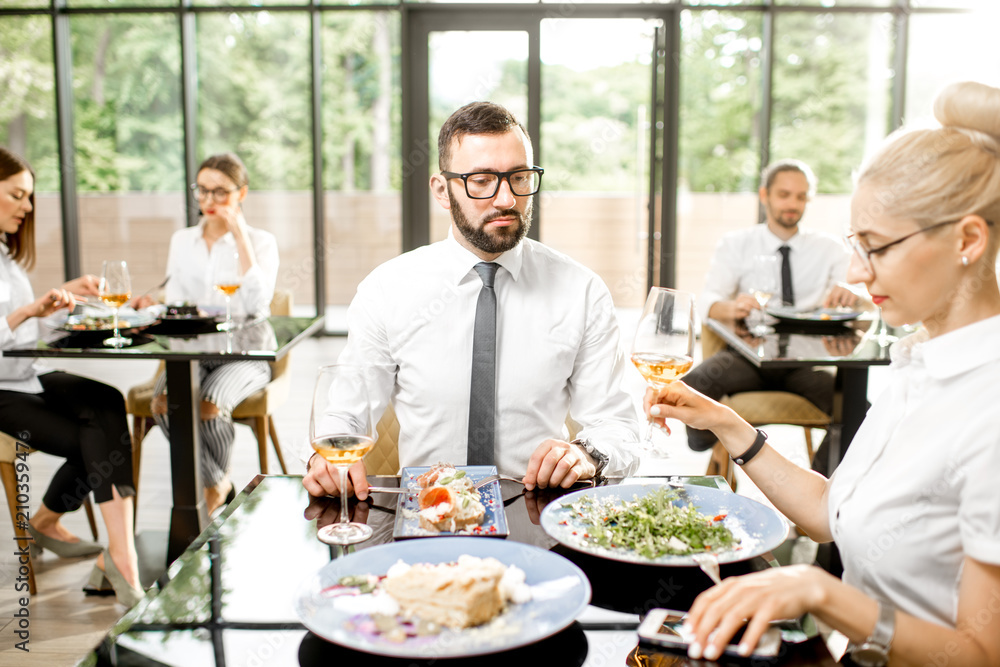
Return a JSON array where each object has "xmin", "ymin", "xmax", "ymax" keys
[{"xmin": 567, "ymin": 488, "xmax": 739, "ymax": 558}]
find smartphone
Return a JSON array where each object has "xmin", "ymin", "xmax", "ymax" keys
[{"xmin": 637, "ymin": 608, "xmax": 782, "ymax": 659}]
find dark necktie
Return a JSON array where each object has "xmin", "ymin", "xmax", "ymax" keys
[
  {"xmin": 468, "ymin": 262, "xmax": 499, "ymax": 465},
  {"xmin": 778, "ymin": 245, "xmax": 795, "ymax": 306}
]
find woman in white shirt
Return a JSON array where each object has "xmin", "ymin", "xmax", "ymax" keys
[
  {"xmin": 646, "ymin": 81, "xmax": 1000, "ymax": 666},
  {"xmin": 136, "ymin": 153, "xmax": 279, "ymax": 514},
  {"xmin": 0, "ymin": 147, "xmax": 143, "ymax": 606}
]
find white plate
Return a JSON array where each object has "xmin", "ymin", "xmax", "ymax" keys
[
  {"xmin": 765, "ymin": 305, "xmax": 863, "ymax": 323},
  {"xmin": 539, "ymin": 484, "xmax": 787, "ymax": 566},
  {"xmin": 294, "ymin": 537, "xmax": 591, "ymax": 658}
]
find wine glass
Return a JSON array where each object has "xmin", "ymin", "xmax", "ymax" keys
[
  {"xmin": 310, "ymin": 364, "xmax": 376, "ymax": 545},
  {"xmin": 747, "ymin": 254, "xmax": 779, "ymax": 336},
  {"xmin": 631, "ymin": 287, "xmax": 697, "ymax": 452},
  {"xmin": 99, "ymin": 260, "xmax": 132, "ymax": 349},
  {"xmin": 212, "ymin": 249, "xmax": 241, "ymax": 331}
]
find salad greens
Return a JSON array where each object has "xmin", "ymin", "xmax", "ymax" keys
[{"xmin": 568, "ymin": 488, "xmax": 739, "ymax": 558}]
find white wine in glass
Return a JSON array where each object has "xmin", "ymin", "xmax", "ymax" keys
[
  {"xmin": 748, "ymin": 254, "xmax": 779, "ymax": 336},
  {"xmin": 310, "ymin": 364, "xmax": 376, "ymax": 545},
  {"xmin": 99, "ymin": 260, "xmax": 132, "ymax": 349},
  {"xmin": 212, "ymin": 249, "xmax": 242, "ymax": 331},
  {"xmin": 631, "ymin": 287, "xmax": 697, "ymax": 453}
]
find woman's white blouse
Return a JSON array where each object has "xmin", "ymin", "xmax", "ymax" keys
[
  {"xmin": 164, "ymin": 221, "xmax": 279, "ymax": 316},
  {"xmin": 828, "ymin": 314, "xmax": 1000, "ymax": 627},
  {"xmin": 0, "ymin": 250, "xmax": 48, "ymax": 393}
]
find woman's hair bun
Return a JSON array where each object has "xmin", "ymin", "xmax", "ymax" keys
[{"xmin": 933, "ymin": 81, "xmax": 1000, "ymax": 142}]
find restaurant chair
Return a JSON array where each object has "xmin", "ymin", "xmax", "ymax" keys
[
  {"xmin": 701, "ymin": 325, "xmax": 831, "ymax": 489},
  {"xmin": 1, "ymin": 430, "xmax": 100, "ymax": 595},
  {"xmin": 126, "ymin": 290, "xmax": 293, "ymax": 516}
]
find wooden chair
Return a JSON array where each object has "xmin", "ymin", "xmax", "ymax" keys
[
  {"xmin": 127, "ymin": 290, "xmax": 294, "ymax": 512},
  {"xmin": 1, "ymin": 431, "xmax": 100, "ymax": 595},
  {"xmin": 701, "ymin": 325, "xmax": 831, "ymax": 488}
]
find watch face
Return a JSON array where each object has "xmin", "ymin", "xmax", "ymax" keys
[{"xmin": 851, "ymin": 644, "xmax": 889, "ymax": 667}]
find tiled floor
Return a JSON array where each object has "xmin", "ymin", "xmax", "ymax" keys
[{"xmin": 0, "ymin": 316, "xmax": 829, "ymax": 666}]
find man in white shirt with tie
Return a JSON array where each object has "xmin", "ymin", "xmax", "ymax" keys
[
  {"xmin": 685, "ymin": 159, "xmax": 861, "ymax": 462},
  {"xmin": 303, "ymin": 101, "xmax": 639, "ymax": 499}
]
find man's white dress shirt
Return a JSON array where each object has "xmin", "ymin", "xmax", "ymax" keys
[
  {"xmin": 828, "ymin": 315, "xmax": 1000, "ymax": 627},
  {"xmin": 699, "ymin": 225, "xmax": 849, "ymax": 323},
  {"xmin": 164, "ymin": 220, "xmax": 279, "ymax": 317},
  {"xmin": 337, "ymin": 234, "xmax": 640, "ymax": 478},
  {"xmin": 0, "ymin": 249, "xmax": 48, "ymax": 393}
]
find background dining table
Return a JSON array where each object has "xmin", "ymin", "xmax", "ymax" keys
[
  {"xmin": 81, "ymin": 474, "xmax": 841, "ymax": 666},
  {"xmin": 2, "ymin": 313, "xmax": 323, "ymax": 569}
]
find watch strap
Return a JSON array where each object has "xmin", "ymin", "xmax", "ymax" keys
[
  {"xmin": 572, "ymin": 438, "xmax": 608, "ymax": 476},
  {"xmin": 869, "ymin": 600, "xmax": 895, "ymax": 648},
  {"xmin": 731, "ymin": 428, "xmax": 768, "ymax": 466}
]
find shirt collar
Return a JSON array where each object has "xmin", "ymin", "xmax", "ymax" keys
[
  {"xmin": 195, "ymin": 218, "xmax": 234, "ymax": 245},
  {"xmin": 763, "ymin": 225, "xmax": 801, "ymax": 250},
  {"xmin": 444, "ymin": 227, "xmax": 525, "ymax": 284},
  {"xmin": 892, "ymin": 314, "xmax": 1000, "ymax": 379}
]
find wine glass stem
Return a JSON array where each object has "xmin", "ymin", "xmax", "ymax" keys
[
  {"xmin": 338, "ymin": 466, "xmax": 351, "ymax": 526},
  {"xmin": 113, "ymin": 308, "xmax": 120, "ymax": 339},
  {"xmin": 225, "ymin": 295, "xmax": 232, "ymax": 327}
]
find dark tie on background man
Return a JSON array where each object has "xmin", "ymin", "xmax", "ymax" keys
[
  {"xmin": 778, "ymin": 245, "xmax": 795, "ymax": 306},
  {"xmin": 468, "ymin": 262, "xmax": 499, "ymax": 465}
]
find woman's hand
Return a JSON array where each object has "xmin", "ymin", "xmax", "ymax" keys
[
  {"xmin": 62, "ymin": 274, "xmax": 100, "ymax": 296},
  {"xmin": 32, "ymin": 288, "xmax": 76, "ymax": 318},
  {"xmin": 683, "ymin": 565, "xmax": 832, "ymax": 660},
  {"xmin": 131, "ymin": 294, "xmax": 158, "ymax": 310},
  {"xmin": 643, "ymin": 381, "xmax": 739, "ymax": 436}
]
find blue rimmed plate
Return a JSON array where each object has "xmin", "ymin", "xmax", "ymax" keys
[
  {"xmin": 392, "ymin": 465, "xmax": 508, "ymax": 539},
  {"xmin": 294, "ymin": 537, "xmax": 591, "ymax": 658},
  {"xmin": 539, "ymin": 483, "xmax": 788, "ymax": 566},
  {"xmin": 766, "ymin": 305, "xmax": 863, "ymax": 323}
]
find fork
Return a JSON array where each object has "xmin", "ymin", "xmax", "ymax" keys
[
  {"xmin": 473, "ymin": 473, "xmax": 524, "ymax": 489},
  {"xmin": 692, "ymin": 552, "xmax": 722, "ymax": 585}
]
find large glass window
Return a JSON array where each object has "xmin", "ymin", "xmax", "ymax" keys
[
  {"xmin": 0, "ymin": 15, "xmax": 64, "ymax": 293},
  {"xmin": 321, "ymin": 11, "xmax": 402, "ymax": 308},
  {"xmin": 197, "ymin": 11, "xmax": 313, "ymax": 308},
  {"xmin": 676, "ymin": 10, "xmax": 763, "ymax": 297},
  {"xmin": 71, "ymin": 14, "xmax": 184, "ymax": 294},
  {"xmin": 905, "ymin": 9, "xmax": 1000, "ymax": 124},
  {"xmin": 540, "ymin": 18, "xmax": 658, "ymax": 308}
]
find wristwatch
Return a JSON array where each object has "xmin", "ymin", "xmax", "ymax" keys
[
  {"xmin": 571, "ymin": 438, "xmax": 608, "ymax": 477},
  {"xmin": 850, "ymin": 601, "xmax": 895, "ymax": 667}
]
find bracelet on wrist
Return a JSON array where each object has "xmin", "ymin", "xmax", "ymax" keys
[{"xmin": 731, "ymin": 428, "xmax": 768, "ymax": 466}]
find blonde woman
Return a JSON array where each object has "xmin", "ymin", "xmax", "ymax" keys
[{"xmin": 646, "ymin": 81, "xmax": 1000, "ymax": 666}]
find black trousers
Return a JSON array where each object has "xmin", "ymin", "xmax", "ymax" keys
[
  {"xmin": 684, "ymin": 348, "xmax": 834, "ymax": 454},
  {"xmin": 0, "ymin": 371, "xmax": 135, "ymax": 513}
]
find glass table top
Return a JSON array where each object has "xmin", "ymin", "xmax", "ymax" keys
[{"xmin": 85, "ymin": 475, "xmax": 837, "ymax": 666}]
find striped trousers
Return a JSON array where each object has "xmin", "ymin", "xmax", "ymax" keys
[{"xmin": 152, "ymin": 360, "xmax": 271, "ymax": 487}]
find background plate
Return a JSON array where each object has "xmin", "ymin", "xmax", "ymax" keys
[
  {"xmin": 540, "ymin": 484, "xmax": 787, "ymax": 566},
  {"xmin": 294, "ymin": 537, "xmax": 591, "ymax": 658},
  {"xmin": 55, "ymin": 311, "xmax": 157, "ymax": 333},
  {"xmin": 766, "ymin": 305, "xmax": 862, "ymax": 323},
  {"xmin": 393, "ymin": 465, "xmax": 508, "ymax": 539}
]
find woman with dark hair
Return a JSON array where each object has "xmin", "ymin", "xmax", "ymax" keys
[
  {"xmin": 134, "ymin": 152, "xmax": 279, "ymax": 514},
  {"xmin": 0, "ymin": 147, "xmax": 143, "ymax": 606}
]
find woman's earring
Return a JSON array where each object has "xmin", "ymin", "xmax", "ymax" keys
[{"xmin": 961, "ymin": 256, "xmax": 970, "ymax": 266}]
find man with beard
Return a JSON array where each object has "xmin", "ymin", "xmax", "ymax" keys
[
  {"xmin": 303, "ymin": 101, "xmax": 639, "ymax": 500},
  {"xmin": 683, "ymin": 159, "xmax": 862, "ymax": 457}
]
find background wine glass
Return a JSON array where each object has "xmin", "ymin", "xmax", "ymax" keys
[
  {"xmin": 212, "ymin": 249, "xmax": 241, "ymax": 331},
  {"xmin": 747, "ymin": 254, "xmax": 779, "ymax": 336},
  {"xmin": 99, "ymin": 260, "xmax": 132, "ymax": 348},
  {"xmin": 630, "ymin": 287, "xmax": 696, "ymax": 452},
  {"xmin": 310, "ymin": 364, "xmax": 376, "ymax": 545}
]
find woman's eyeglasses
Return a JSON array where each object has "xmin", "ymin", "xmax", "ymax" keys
[
  {"xmin": 844, "ymin": 219, "xmax": 963, "ymax": 273},
  {"xmin": 190, "ymin": 183, "xmax": 239, "ymax": 203}
]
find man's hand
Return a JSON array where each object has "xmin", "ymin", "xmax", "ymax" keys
[
  {"xmin": 523, "ymin": 439, "xmax": 597, "ymax": 491},
  {"xmin": 302, "ymin": 455, "xmax": 371, "ymax": 501},
  {"xmin": 823, "ymin": 283, "xmax": 861, "ymax": 309},
  {"xmin": 708, "ymin": 294, "xmax": 759, "ymax": 321}
]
